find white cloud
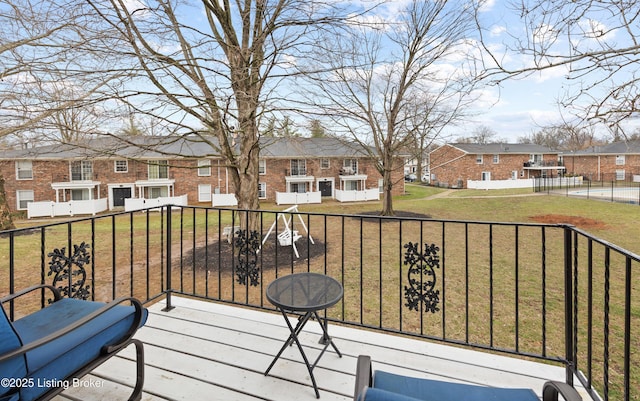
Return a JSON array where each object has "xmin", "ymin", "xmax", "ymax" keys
[{"xmin": 490, "ymin": 25, "xmax": 506, "ymax": 37}]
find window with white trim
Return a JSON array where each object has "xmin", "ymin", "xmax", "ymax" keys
[
  {"xmin": 320, "ymin": 159, "xmax": 330, "ymax": 169},
  {"xmin": 71, "ymin": 160, "xmax": 93, "ymax": 181},
  {"xmin": 17, "ymin": 190, "xmax": 34, "ymax": 210},
  {"xmin": 481, "ymin": 171, "xmax": 491, "ymax": 181},
  {"xmin": 476, "ymin": 155, "xmax": 483, "ymax": 164},
  {"xmin": 290, "ymin": 182, "xmax": 307, "ymax": 193},
  {"xmin": 344, "ymin": 180, "xmax": 359, "ymax": 190},
  {"xmin": 71, "ymin": 189, "xmax": 90, "ymax": 200},
  {"xmin": 290, "ymin": 159, "xmax": 306, "ymax": 176},
  {"xmin": 198, "ymin": 159, "xmax": 211, "ymax": 176},
  {"xmin": 343, "ymin": 159, "xmax": 358, "ymax": 174},
  {"xmin": 259, "ymin": 159, "xmax": 266, "ymax": 175},
  {"xmin": 114, "ymin": 160, "xmax": 128, "ymax": 173},
  {"xmin": 493, "ymin": 154, "xmax": 499, "ymax": 163},
  {"xmin": 16, "ymin": 160, "xmax": 33, "ymax": 180},
  {"xmin": 616, "ymin": 170, "xmax": 626, "ymax": 180},
  {"xmin": 198, "ymin": 184, "xmax": 212, "ymax": 202},
  {"xmin": 258, "ymin": 182, "xmax": 266, "ymax": 199},
  {"xmin": 616, "ymin": 155, "xmax": 626, "ymax": 165},
  {"xmin": 149, "ymin": 186, "xmax": 168, "ymax": 198},
  {"xmin": 148, "ymin": 160, "xmax": 168, "ymax": 179},
  {"xmin": 530, "ymin": 154, "xmax": 543, "ymax": 164}
]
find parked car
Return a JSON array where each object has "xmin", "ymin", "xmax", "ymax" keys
[{"xmin": 405, "ymin": 173, "xmax": 417, "ymax": 182}]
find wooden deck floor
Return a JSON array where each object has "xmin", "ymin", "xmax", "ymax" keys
[{"xmin": 53, "ymin": 296, "xmax": 588, "ymax": 401}]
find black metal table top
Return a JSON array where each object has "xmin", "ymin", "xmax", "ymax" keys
[{"xmin": 266, "ymin": 273, "xmax": 343, "ymax": 312}]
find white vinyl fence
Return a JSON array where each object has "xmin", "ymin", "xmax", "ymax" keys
[
  {"xmin": 124, "ymin": 194, "xmax": 188, "ymax": 212},
  {"xmin": 335, "ymin": 188, "xmax": 379, "ymax": 202},
  {"xmin": 275, "ymin": 191, "xmax": 322, "ymax": 205},
  {"xmin": 27, "ymin": 199, "xmax": 109, "ymax": 219},
  {"xmin": 212, "ymin": 193, "xmax": 238, "ymax": 207}
]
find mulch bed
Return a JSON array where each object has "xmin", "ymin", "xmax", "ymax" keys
[
  {"xmin": 183, "ymin": 236, "xmax": 326, "ymax": 273},
  {"xmin": 183, "ymin": 211, "xmax": 429, "ymax": 273},
  {"xmin": 353, "ymin": 210, "xmax": 431, "ymax": 221},
  {"xmin": 528, "ymin": 214, "xmax": 607, "ymax": 230}
]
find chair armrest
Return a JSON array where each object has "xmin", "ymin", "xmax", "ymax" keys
[
  {"xmin": 0, "ymin": 297, "xmax": 145, "ymax": 363},
  {"xmin": 542, "ymin": 381, "xmax": 582, "ymax": 401},
  {"xmin": 354, "ymin": 355, "xmax": 373, "ymax": 401},
  {"xmin": 0, "ymin": 284, "xmax": 62, "ymax": 304}
]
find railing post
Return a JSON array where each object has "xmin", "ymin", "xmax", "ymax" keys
[
  {"xmin": 163, "ymin": 204, "xmax": 175, "ymax": 311},
  {"xmin": 563, "ymin": 225, "xmax": 575, "ymax": 385}
]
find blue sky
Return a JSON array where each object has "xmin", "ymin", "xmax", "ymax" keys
[
  {"xmin": 328, "ymin": 0, "xmax": 640, "ymax": 143},
  {"xmin": 120, "ymin": 0, "xmax": 639, "ymax": 144},
  {"xmin": 462, "ymin": 0, "xmax": 640, "ymax": 143}
]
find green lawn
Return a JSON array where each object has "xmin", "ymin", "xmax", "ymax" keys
[
  {"xmin": 289, "ymin": 184, "xmax": 640, "ymax": 255},
  {"xmin": 7, "ymin": 184, "xmax": 639, "ymax": 400},
  {"xmin": 13, "ymin": 185, "xmax": 640, "ymax": 256}
]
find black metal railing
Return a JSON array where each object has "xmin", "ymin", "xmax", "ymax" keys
[{"xmin": 0, "ymin": 205, "xmax": 637, "ymax": 401}]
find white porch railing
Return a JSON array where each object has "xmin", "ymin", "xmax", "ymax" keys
[
  {"xmin": 27, "ymin": 198, "xmax": 109, "ymax": 219},
  {"xmin": 124, "ymin": 194, "xmax": 188, "ymax": 212},
  {"xmin": 275, "ymin": 191, "xmax": 322, "ymax": 205},
  {"xmin": 212, "ymin": 193, "xmax": 238, "ymax": 207},
  {"xmin": 335, "ymin": 188, "xmax": 379, "ymax": 202}
]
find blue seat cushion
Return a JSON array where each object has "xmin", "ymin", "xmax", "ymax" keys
[
  {"xmin": 373, "ymin": 370, "xmax": 539, "ymax": 401},
  {"xmin": 0, "ymin": 306, "xmax": 26, "ymax": 399},
  {"xmin": 359, "ymin": 387, "xmax": 423, "ymax": 401},
  {"xmin": 11, "ymin": 298, "xmax": 147, "ymax": 401},
  {"xmin": 0, "ymin": 393, "xmax": 19, "ymax": 401}
]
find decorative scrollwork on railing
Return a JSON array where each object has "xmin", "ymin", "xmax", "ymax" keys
[
  {"xmin": 403, "ymin": 242, "xmax": 440, "ymax": 313},
  {"xmin": 47, "ymin": 242, "xmax": 91, "ymax": 302},
  {"xmin": 234, "ymin": 229, "xmax": 261, "ymax": 287}
]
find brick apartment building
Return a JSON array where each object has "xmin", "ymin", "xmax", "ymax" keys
[
  {"xmin": 561, "ymin": 139, "xmax": 640, "ymax": 181},
  {"xmin": 0, "ymin": 135, "xmax": 404, "ymax": 213},
  {"xmin": 429, "ymin": 143, "xmax": 563, "ymax": 188}
]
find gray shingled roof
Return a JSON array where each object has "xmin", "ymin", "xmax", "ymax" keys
[
  {"xmin": 259, "ymin": 137, "xmax": 370, "ymax": 158},
  {"xmin": 450, "ymin": 143, "xmax": 560, "ymax": 154},
  {"xmin": 572, "ymin": 139, "xmax": 640, "ymax": 155},
  {"xmin": 0, "ymin": 135, "xmax": 372, "ymax": 160},
  {"xmin": 0, "ymin": 135, "xmax": 222, "ymax": 160}
]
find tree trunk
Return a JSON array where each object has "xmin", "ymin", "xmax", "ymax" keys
[
  {"xmin": 0, "ymin": 175, "xmax": 15, "ymax": 231},
  {"xmin": 228, "ymin": 118, "xmax": 261, "ymax": 232},
  {"xmin": 380, "ymin": 169, "xmax": 395, "ymax": 216}
]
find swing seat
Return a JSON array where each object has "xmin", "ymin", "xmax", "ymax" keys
[
  {"xmin": 277, "ymin": 230, "xmax": 301, "ymax": 246},
  {"xmin": 222, "ymin": 226, "xmax": 240, "ymax": 243}
]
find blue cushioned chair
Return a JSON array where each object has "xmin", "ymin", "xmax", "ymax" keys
[
  {"xmin": 0, "ymin": 284, "xmax": 148, "ymax": 401},
  {"xmin": 354, "ymin": 355, "xmax": 582, "ymax": 401}
]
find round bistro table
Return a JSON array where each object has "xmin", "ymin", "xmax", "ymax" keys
[{"xmin": 264, "ymin": 272, "xmax": 343, "ymax": 398}]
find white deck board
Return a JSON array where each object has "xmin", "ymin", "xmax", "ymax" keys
[{"xmin": 52, "ymin": 296, "xmax": 589, "ymax": 401}]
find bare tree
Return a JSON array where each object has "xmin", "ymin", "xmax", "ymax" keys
[
  {"xmin": 520, "ymin": 123, "xmax": 597, "ymax": 151},
  {"xmin": 476, "ymin": 1, "xmax": 640, "ymax": 134},
  {"xmin": 0, "ymin": 0, "xmax": 93, "ymax": 229},
  {"xmin": 305, "ymin": 0, "xmax": 481, "ymax": 215},
  {"xmin": 405, "ymin": 90, "xmax": 474, "ymax": 184},
  {"xmin": 463, "ymin": 125, "xmax": 497, "ymax": 144},
  {"xmin": 75, "ymin": 0, "xmax": 369, "ymax": 224},
  {"xmin": 0, "ymin": 0, "xmax": 117, "ymax": 141}
]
